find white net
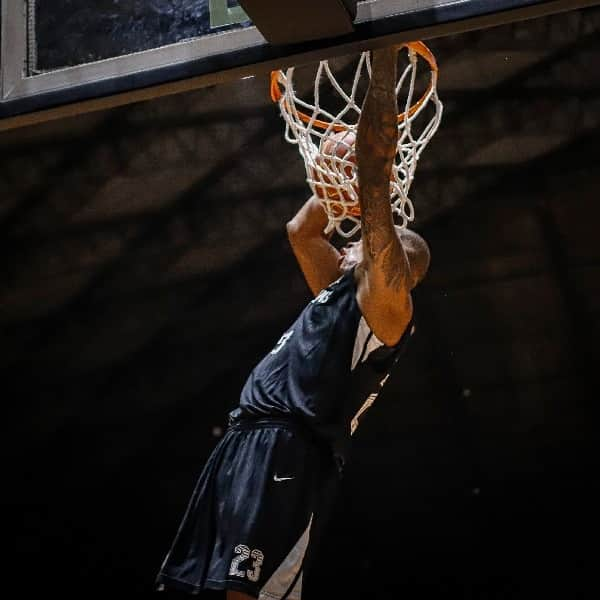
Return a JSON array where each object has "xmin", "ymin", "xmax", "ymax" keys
[{"xmin": 271, "ymin": 43, "xmax": 443, "ymax": 237}]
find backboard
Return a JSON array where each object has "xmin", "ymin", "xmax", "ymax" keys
[{"xmin": 1, "ymin": 0, "xmax": 598, "ymax": 130}]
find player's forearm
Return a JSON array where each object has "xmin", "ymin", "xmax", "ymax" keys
[
  {"xmin": 286, "ymin": 195, "xmax": 331, "ymax": 241},
  {"xmin": 288, "ymin": 235, "xmax": 341, "ymax": 296},
  {"xmin": 287, "ymin": 196, "xmax": 341, "ymax": 295},
  {"xmin": 356, "ymin": 48, "xmax": 399, "ymax": 258},
  {"xmin": 357, "ymin": 48, "xmax": 398, "ymax": 189}
]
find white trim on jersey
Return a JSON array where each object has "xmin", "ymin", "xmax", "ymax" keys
[
  {"xmin": 258, "ymin": 515, "xmax": 313, "ymax": 600},
  {"xmin": 350, "ymin": 318, "xmax": 417, "ymax": 436},
  {"xmin": 351, "ymin": 316, "xmax": 385, "ymax": 372}
]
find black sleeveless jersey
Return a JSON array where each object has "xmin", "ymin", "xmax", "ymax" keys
[{"xmin": 231, "ymin": 269, "xmax": 414, "ymax": 457}]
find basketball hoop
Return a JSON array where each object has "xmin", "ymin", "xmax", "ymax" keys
[{"xmin": 271, "ymin": 42, "xmax": 443, "ymax": 237}]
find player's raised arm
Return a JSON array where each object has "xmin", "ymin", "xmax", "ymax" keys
[
  {"xmin": 286, "ymin": 195, "xmax": 343, "ymax": 296},
  {"xmin": 355, "ymin": 47, "xmax": 413, "ymax": 344}
]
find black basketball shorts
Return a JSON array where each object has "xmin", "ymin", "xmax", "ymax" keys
[{"xmin": 155, "ymin": 417, "xmax": 338, "ymax": 599}]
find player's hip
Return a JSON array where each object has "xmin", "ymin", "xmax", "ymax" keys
[{"xmin": 157, "ymin": 415, "xmax": 338, "ymax": 598}]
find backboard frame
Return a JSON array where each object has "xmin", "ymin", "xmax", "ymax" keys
[{"xmin": 2, "ymin": 0, "xmax": 599, "ymax": 131}]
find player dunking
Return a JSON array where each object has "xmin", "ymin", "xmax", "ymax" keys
[{"xmin": 156, "ymin": 46, "xmax": 430, "ymax": 600}]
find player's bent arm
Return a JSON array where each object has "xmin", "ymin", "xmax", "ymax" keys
[
  {"xmin": 286, "ymin": 195, "xmax": 343, "ymax": 296},
  {"xmin": 355, "ymin": 47, "xmax": 413, "ymax": 345}
]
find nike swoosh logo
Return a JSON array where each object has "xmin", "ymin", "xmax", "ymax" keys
[{"xmin": 273, "ymin": 474, "xmax": 295, "ymax": 482}]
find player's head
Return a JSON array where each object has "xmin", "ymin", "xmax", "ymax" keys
[
  {"xmin": 338, "ymin": 227, "xmax": 430, "ymax": 288},
  {"xmin": 396, "ymin": 226, "xmax": 430, "ymax": 288}
]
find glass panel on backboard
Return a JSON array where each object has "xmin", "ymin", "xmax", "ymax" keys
[{"xmin": 29, "ymin": 0, "xmax": 252, "ymax": 73}]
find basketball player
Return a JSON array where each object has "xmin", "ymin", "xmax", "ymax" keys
[{"xmin": 155, "ymin": 46, "xmax": 430, "ymax": 600}]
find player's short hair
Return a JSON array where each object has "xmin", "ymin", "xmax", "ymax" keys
[{"xmin": 396, "ymin": 227, "xmax": 430, "ymax": 286}]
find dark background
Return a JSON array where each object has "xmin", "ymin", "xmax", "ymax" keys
[{"xmin": 2, "ymin": 5, "xmax": 599, "ymax": 599}]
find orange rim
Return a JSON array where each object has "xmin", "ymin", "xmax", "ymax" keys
[{"xmin": 270, "ymin": 41, "xmax": 438, "ymax": 132}]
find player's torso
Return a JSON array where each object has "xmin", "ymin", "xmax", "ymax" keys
[{"xmin": 233, "ymin": 269, "xmax": 413, "ymax": 451}]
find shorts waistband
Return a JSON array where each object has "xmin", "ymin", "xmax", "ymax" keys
[
  {"xmin": 227, "ymin": 414, "xmax": 342, "ymax": 473},
  {"xmin": 230, "ymin": 413, "xmax": 328, "ymax": 445},
  {"xmin": 229, "ymin": 414, "xmax": 311, "ymax": 434}
]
